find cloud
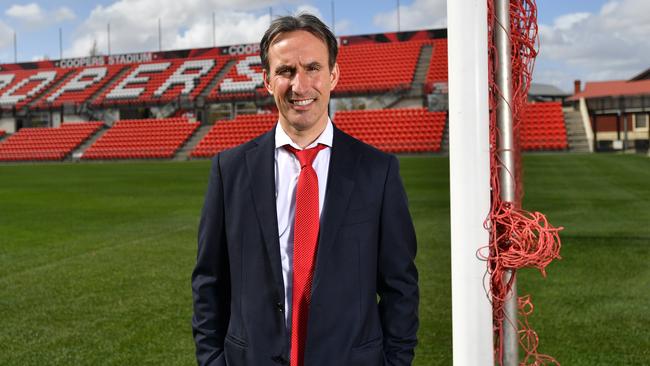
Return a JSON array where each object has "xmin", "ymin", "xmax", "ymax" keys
[
  {"xmin": 0, "ymin": 21, "xmax": 13, "ymax": 49},
  {"xmin": 294, "ymin": 4, "xmax": 323, "ymax": 18},
  {"xmin": 334, "ymin": 19, "xmax": 351, "ymax": 35},
  {"xmin": 6, "ymin": 3, "xmax": 43, "ymax": 22},
  {"xmin": 552, "ymin": 12, "xmax": 590, "ymax": 30},
  {"xmin": 373, "ymin": 0, "xmax": 446, "ymax": 31},
  {"xmin": 65, "ymin": 0, "xmax": 297, "ymax": 57},
  {"xmin": 535, "ymin": 0, "xmax": 650, "ymax": 90},
  {"xmin": 5, "ymin": 3, "xmax": 76, "ymax": 27},
  {"xmin": 173, "ymin": 12, "xmax": 272, "ymax": 50},
  {"xmin": 54, "ymin": 7, "xmax": 76, "ymax": 22}
]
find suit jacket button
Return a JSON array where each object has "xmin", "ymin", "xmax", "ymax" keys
[
  {"xmin": 276, "ymin": 302, "xmax": 284, "ymax": 312},
  {"xmin": 271, "ymin": 355, "xmax": 289, "ymax": 365}
]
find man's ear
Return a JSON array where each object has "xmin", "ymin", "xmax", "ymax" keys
[
  {"xmin": 329, "ymin": 63, "xmax": 340, "ymax": 91},
  {"xmin": 263, "ymin": 69, "xmax": 273, "ymax": 95}
]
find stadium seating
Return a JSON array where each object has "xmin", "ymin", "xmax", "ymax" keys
[
  {"xmin": 82, "ymin": 117, "xmax": 199, "ymax": 159},
  {"xmin": 334, "ymin": 108, "xmax": 447, "ymax": 153},
  {"xmin": 0, "ymin": 68, "xmax": 71, "ymax": 110},
  {"xmin": 92, "ymin": 57, "xmax": 225, "ymax": 106},
  {"xmin": 191, "ymin": 113, "xmax": 277, "ymax": 157},
  {"xmin": 207, "ymin": 40, "xmax": 428, "ymax": 101},
  {"xmin": 335, "ymin": 41, "xmax": 425, "ymax": 94},
  {"xmin": 0, "ymin": 122, "xmax": 103, "ymax": 161},
  {"xmin": 32, "ymin": 65, "xmax": 126, "ymax": 109},
  {"xmin": 520, "ymin": 102, "xmax": 568, "ymax": 151},
  {"xmin": 425, "ymin": 39, "xmax": 448, "ymax": 92},
  {"xmin": 207, "ymin": 55, "xmax": 267, "ymax": 101}
]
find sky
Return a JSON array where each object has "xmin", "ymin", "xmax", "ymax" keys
[{"xmin": 0, "ymin": 0, "xmax": 648, "ymax": 93}]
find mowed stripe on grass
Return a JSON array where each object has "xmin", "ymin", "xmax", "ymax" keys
[{"xmin": 0, "ymin": 154, "xmax": 648, "ymax": 365}]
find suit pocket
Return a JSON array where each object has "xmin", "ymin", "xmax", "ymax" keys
[
  {"xmin": 224, "ymin": 334, "xmax": 247, "ymax": 365},
  {"xmin": 349, "ymin": 336, "xmax": 384, "ymax": 366},
  {"xmin": 342, "ymin": 206, "xmax": 377, "ymax": 226}
]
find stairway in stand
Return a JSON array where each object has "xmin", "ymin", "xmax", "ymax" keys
[{"xmin": 174, "ymin": 124, "xmax": 213, "ymax": 160}]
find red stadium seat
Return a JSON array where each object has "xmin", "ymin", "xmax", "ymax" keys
[
  {"xmin": 425, "ymin": 39, "xmax": 448, "ymax": 93},
  {"xmin": 0, "ymin": 122, "xmax": 103, "ymax": 161},
  {"xmin": 93, "ymin": 57, "xmax": 227, "ymax": 107},
  {"xmin": 334, "ymin": 108, "xmax": 447, "ymax": 153},
  {"xmin": 32, "ymin": 65, "xmax": 126, "ymax": 109},
  {"xmin": 190, "ymin": 113, "xmax": 278, "ymax": 158},
  {"xmin": 82, "ymin": 117, "xmax": 199, "ymax": 160},
  {"xmin": 0, "ymin": 68, "xmax": 71, "ymax": 110},
  {"xmin": 520, "ymin": 102, "xmax": 568, "ymax": 151}
]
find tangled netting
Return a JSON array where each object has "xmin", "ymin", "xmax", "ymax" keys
[{"xmin": 485, "ymin": 0, "xmax": 562, "ymax": 364}]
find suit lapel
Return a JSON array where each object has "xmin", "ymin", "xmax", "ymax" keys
[
  {"xmin": 312, "ymin": 127, "xmax": 359, "ymax": 293},
  {"xmin": 245, "ymin": 129, "xmax": 286, "ymax": 293}
]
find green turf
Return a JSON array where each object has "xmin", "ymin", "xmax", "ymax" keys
[{"xmin": 0, "ymin": 154, "xmax": 647, "ymax": 365}]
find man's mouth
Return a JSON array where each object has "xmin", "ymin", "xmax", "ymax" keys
[{"xmin": 290, "ymin": 98, "xmax": 315, "ymax": 106}]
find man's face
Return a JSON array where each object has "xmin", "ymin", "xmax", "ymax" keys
[{"xmin": 264, "ymin": 30, "xmax": 339, "ymax": 136}]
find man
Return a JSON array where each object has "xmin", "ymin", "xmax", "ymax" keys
[{"xmin": 192, "ymin": 13, "xmax": 418, "ymax": 366}]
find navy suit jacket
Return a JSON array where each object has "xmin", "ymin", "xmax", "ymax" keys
[{"xmin": 192, "ymin": 125, "xmax": 418, "ymax": 366}]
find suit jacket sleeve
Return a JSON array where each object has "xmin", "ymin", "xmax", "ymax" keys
[
  {"xmin": 192, "ymin": 154, "xmax": 230, "ymax": 366},
  {"xmin": 378, "ymin": 155, "xmax": 419, "ymax": 366}
]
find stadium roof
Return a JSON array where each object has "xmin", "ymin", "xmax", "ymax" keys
[
  {"xmin": 529, "ymin": 83, "xmax": 570, "ymax": 97},
  {"xmin": 630, "ymin": 67, "xmax": 650, "ymax": 81},
  {"xmin": 568, "ymin": 79, "xmax": 650, "ymax": 101}
]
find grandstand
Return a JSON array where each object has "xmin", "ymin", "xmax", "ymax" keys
[{"xmin": 0, "ymin": 27, "xmax": 596, "ymax": 162}]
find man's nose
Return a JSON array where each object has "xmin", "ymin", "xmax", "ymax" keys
[{"xmin": 290, "ymin": 70, "xmax": 309, "ymax": 94}]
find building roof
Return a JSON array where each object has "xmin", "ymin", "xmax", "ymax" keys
[
  {"xmin": 529, "ymin": 83, "xmax": 570, "ymax": 97},
  {"xmin": 569, "ymin": 79, "xmax": 650, "ymax": 101},
  {"xmin": 630, "ymin": 67, "xmax": 650, "ymax": 81}
]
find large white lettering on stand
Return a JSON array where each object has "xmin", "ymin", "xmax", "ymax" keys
[
  {"xmin": 220, "ymin": 56, "xmax": 263, "ymax": 93},
  {"xmin": 153, "ymin": 59, "xmax": 215, "ymax": 97},
  {"xmin": 106, "ymin": 62, "xmax": 171, "ymax": 99},
  {"xmin": 0, "ymin": 74, "xmax": 15, "ymax": 91},
  {"xmin": 47, "ymin": 67, "xmax": 108, "ymax": 102},
  {"xmin": 0, "ymin": 71, "xmax": 57, "ymax": 106}
]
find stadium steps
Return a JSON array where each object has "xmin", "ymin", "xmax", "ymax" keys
[
  {"xmin": 199, "ymin": 59, "xmax": 238, "ymax": 99},
  {"xmin": 439, "ymin": 114, "xmax": 449, "ymax": 154},
  {"xmin": 563, "ymin": 108, "xmax": 590, "ymax": 152},
  {"xmin": 173, "ymin": 124, "xmax": 212, "ymax": 160},
  {"xmin": 23, "ymin": 69, "xmax": 76, "ymax": 109},
  {"xmin": 368, "ymin": 88, "xmax": 410, "ymax": 109},
  {"xmin": 374, "ymin": 44, "xmax": 433, "ymax": 109},
  {"xmin": 68, "ymin": 125, "xmax": 109, "ymax": 161},
  {"xmin": 409, "ymin": 44, "xmax": 433, "ymax": 96}
]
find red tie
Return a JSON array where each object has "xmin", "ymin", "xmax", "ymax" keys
[{"xmin": 284, "ymin": 143, "xmax": 327, "ymax": 366}]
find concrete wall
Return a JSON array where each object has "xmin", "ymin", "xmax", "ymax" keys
[
  {"xmin": 61, "ymin": 114, "xmax": 90, "ymax": 123},
  {"xmin": 0, "ymin": 117, "xmax": 16, "ymax": 133}
]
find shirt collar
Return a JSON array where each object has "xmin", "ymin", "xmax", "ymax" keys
[{"xmin": 275, "ymin": 118, "xmax": 333, "ymax": 150}]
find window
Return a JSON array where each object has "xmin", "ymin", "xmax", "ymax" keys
[{"xmin": 634, "ymin": 113, "xmax": 649, "ymax": 131}]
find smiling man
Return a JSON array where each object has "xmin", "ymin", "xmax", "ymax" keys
[{"xmin": 192, "ymin": 13, "xmax": 419, "ymax": 366}]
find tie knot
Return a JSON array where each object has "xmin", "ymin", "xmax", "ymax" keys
[{"xmin": 284, "ymin": 144, "xmax": 327, "ymax": 168}]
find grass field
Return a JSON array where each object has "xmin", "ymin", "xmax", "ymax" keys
[{"xmin": 0, "ymin": 154, "xmax": 648, "ymax": 365}]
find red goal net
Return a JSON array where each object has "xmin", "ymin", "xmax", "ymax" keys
[{"xmin": 485, "ymin": 0, "xmax": 563, "ymax": 364}]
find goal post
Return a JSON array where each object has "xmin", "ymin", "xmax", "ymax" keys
[{"xmin": 447, "ymin": 0, "xmax": 494, "ymax": 365}]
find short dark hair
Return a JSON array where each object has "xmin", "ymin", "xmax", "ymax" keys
[{"xmin": 260, "ymin": 13, "xmax": 338, "ymax": 73}]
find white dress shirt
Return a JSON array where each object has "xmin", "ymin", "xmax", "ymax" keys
[{"xmin": 274, "ymin": 119, "xmax": 333, "ymax": 330}]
